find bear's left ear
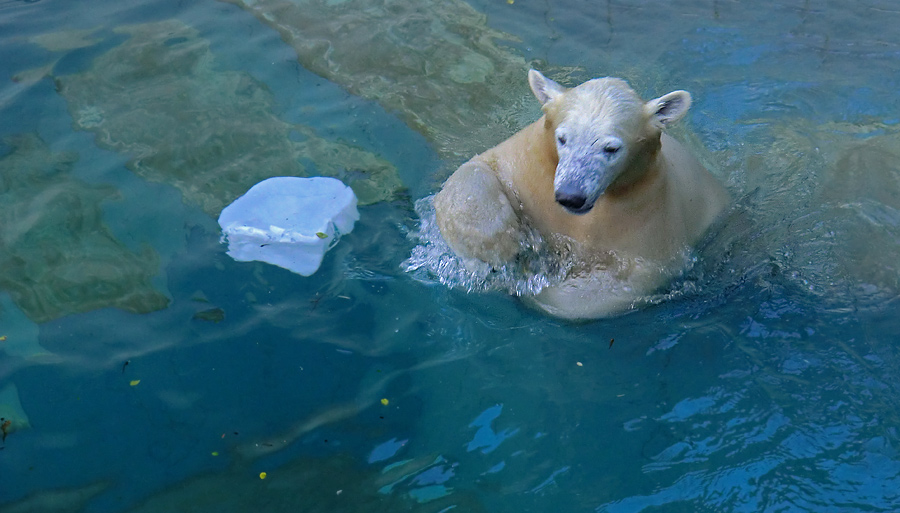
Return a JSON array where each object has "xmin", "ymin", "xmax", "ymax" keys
[
  {"xmin": 645, "ymin": 90, "xmax": 692, "ymax": 129},
  {"xmin": 528, "ymin": 69, "xmax": 566, "ymax": 105}
]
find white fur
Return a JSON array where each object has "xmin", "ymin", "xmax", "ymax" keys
[{"xmin": 434, "ymin": 70, "xmax": 729, "ymax": 319}]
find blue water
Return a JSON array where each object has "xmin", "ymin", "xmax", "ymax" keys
[{"xmin": 3, "ymin": 0, "xmax": 900, "ymax": 511}]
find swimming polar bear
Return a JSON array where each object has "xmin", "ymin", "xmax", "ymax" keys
[{"xmin": 433, "ymin": 69, "xmax": 729, "ymax": 319}]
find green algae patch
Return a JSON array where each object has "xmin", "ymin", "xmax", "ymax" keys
[
  {"xmin": 220, "ymin": 0, "xmax": 536, "ymax": 159},
  {"xmin": 54, "ymin": 19, "xmax": 401, "ymax": 215},
  {"xmin": 0, "ymin": 134, "xmax": 170, "ymax": 323}
]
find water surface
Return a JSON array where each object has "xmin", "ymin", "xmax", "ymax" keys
[{"xmin": 2, "ymin": 0, "xmax": 900, "ymax": 511}]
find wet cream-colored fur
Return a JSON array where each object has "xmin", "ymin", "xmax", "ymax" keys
[{"xmin": 434, "ymin": 70, "xmax": 729, "ymax": 319}]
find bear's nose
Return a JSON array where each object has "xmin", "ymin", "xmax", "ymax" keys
[{"xmin": 555, "ymin": 191, "xmax": 587, "ymax": 211}]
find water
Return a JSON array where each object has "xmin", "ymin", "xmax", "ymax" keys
[{"xmin": 2, "ymin": 0, "xmax": 900, "ymax": 511}]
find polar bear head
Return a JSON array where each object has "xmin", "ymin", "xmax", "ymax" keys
[{"xmin": 528, "ymin": 69, "xmax": 692, "ymax": 214}]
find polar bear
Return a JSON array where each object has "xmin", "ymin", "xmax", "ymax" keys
[{"xmin": 434, "ymin": 69, "xmax": 729, "ymax": 319}]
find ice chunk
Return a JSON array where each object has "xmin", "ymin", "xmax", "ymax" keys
[{"xmin": 218, "ymin": 177, "xmax": 359, "ymax": 276}]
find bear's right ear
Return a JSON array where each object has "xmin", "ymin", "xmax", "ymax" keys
[
  {"xmin": 528, "ymin": 69, "xmax": 566, "ymax": 105},
  {"xmin": 645, "ymin": 90, "xmax": 692, "ymax": 129}
]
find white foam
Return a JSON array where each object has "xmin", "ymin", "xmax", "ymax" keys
[{"xmin": 403, "ymin": 195, "xmax": 567, "ymax": 296}]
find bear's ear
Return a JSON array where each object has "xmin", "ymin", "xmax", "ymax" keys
[
  {"xmin": 528, "ymin": 69, "xmax": 566, "ymax": 105},
  {"xmin": 645, "ymin": 90, "xmax": 692, "ymax": 129}
]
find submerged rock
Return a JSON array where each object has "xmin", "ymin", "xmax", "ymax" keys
[
  {"xmin": 711, "ymin": 119, "xmax": 900, "ymax": 310},
  {"xmin": 54, "ymin": 19, "xmax": 402, "ymax": 216},
  {"xmin": 29, "ymin": 27, "xmax": 102, "ymax": 52},
  {"xmin": 121, "ymin": 452, "xmax": 486, "ymax": 513},
  {"xmin": 809, "ymin": 129, "xmax": 900, "ymax": 301},
  {"xmin": 0, "ymin": 134, "xmax": 169, "ymax": 323},
  {"xmin": 0, "ymin": 294, "xmax": 52, "ymax": 360},
  {"xmin": 220, "ymin": 0, "xmax": 537, "ymax": 159},
  {"xmin": 191, "ymin": 307, "xmax": 226, "ymax": 323},
  {"xmin": 1, "ymin": 482, "xmax": 108, "ymax": 513},
  {"xmin": 0, "ymin": 383, "xmax": 31, "ymax": 439}
]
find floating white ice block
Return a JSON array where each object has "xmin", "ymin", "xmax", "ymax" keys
[{"xmin": 218, "ymin": 177, "xmax": 359, "ymax": 276}]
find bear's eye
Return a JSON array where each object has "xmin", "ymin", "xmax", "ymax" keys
[
  {"xmin": 602, "ymin": 144, "xmax": 621, "ymax": 156},
  {"xmin": 557, "ymin": 135, "xmax": 567, "ymax": 146}
]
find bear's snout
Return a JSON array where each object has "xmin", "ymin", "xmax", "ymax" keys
[{"xmin": 555, "ymin": 188, "xmax": 591, "ymax": 214}]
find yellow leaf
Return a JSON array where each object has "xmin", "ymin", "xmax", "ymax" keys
[
  {"xmin": 259, "ymin": 472, "xmax": 267, "ymax": 479},
  {"xmin": 316, "ymin": 232, "xmax": 328, "ymax": 239},
  {"xmin": 380, "ymin": 398, "xmax": 389, "ymax": 406},
  {"xmin": 129, "ymin": 380, "xmax": 140, "ymax": 386},
  {"xmin": 211, "ymin": 451, "xmax": 219, "ymax": 456}
]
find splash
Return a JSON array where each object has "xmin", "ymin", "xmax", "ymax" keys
[
  {"xmin": 403, "ymin": 196, "xmax": 567, "ymax": 298},
  {"xmin": 53, "ymin": 19, "xmax": 402, "ymax": 216},
  {"xmin": 0, "ymin": 134, "xmax": 169, "ymax": 323},
  {"xmin": 403, "ymin": 194, "xmax": 706, "ymax": 317}
]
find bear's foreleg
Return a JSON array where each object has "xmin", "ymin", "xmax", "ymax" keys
[{"xmin": 434, "ymin": 160, "xmax": 523, "ymax": 267}]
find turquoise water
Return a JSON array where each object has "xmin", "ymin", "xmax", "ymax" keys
[{"xmin": 3, "ymin": 0, "xmax": 900, "ymax": 511}]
